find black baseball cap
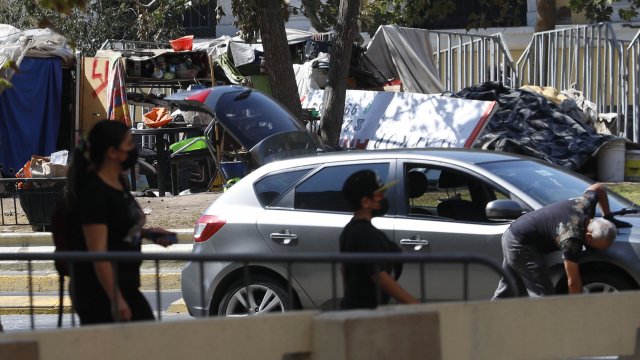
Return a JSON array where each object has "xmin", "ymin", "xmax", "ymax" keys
[{"xmin": 342, "ymin": 169, "xmax": 398, "ymax": 209}]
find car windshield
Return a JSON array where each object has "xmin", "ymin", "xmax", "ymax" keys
[
  {"xmin": 215, "ymin": 90, "xmax": 303, "ymax": 149},
  {"xmin": 480, "ymin": 159, "xmax": 636, "ymax": 211}
]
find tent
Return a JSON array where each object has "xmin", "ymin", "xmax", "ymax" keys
[
  {"xmin": 191, "ymin": 28, "xmax": 332, "ymax": 94},
  {"xmin": 362, "ymin": 25, "xmax": 444, "ymax": 94},
  {"xmin": 0, "ymin": 25, "xmax": 74, "ymax": 177}
]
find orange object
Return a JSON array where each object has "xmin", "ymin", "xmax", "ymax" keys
[
  {"xmin": 170, "ymin": 35, "xmax": 194, "ymax": 51},
  {"xmin": 143, "ymin": 107, "xmax": 172, "ymax": 128},
  {"xmin": 16, "ymin": 160, "xmax": 32, "ymax": 178}
]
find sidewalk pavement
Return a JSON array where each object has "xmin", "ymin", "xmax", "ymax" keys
[{"xmin": 0, "ymin": 229, "xmax": 193, "ymax": 315}]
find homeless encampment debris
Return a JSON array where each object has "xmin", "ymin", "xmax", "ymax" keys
[
  {"xmin": 0, "ymin": 25, "xmax": 74, "ymax": 178},
  {"xmin": 361, "ymin": 24, "xmax": 444, "ymax": 94},
  {"xmin": 454, "ymin": 82, "xmax": 620, "ymax": 172}
]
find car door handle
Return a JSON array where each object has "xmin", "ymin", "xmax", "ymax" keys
[
  {"xmin": 270, "ymin": 232, "xmax": 299, "ymax": 246},
  {"xmin": 400, "ymin": 239, "xmax": 430, "ymax": 246}
]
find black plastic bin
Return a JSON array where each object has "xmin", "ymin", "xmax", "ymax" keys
[{"xmin": 17, "ymin": 178, "xmax": 66, "ymax": 231}]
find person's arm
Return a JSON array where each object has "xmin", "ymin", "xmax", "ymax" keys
[
  {"xmin": 141, "ymin": 227, "xmax": 176, "ymax": 247},
  {"xmin": 564, "ymin": 259, "xmax": 583, "ymax": 294},
  {"xmin": 372, "ymin": 271, "xmax": 419, "ymax": 304},
  {"xmin": 586, "ymin": 183, "xmax": 611, "ymax": 216},
  {"xmin": 82, "ymin": 224, "xmax": 132, "ymax": 321}
]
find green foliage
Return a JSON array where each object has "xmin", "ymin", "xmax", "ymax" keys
[
  {"xmin": 231, "ymin": 0, "xmax": 338, "ymax": 42},
  {"xmin": 37, "ymin": 0, "xmax": 86, "ymax": 15},
  {"xmin": 360, "ymin": 0, "xmax": 451, "ymax": 33},
  {"xmin": 231, "ymin": 0, "xmax": 261, "ymax": 43},
  {"xmin": 568, "ymin": 0, "xmax": 640, "ymax": 22},
  {"xmin": 0, "ymin": 0, "xmax": 209, "ymax": 55},
  {"xmin": 569, "ymin": 0, "xmax": 615, "ymax": 22},
  {"xmin": 359, "ymin": 0, "xmax": 525, "ymax": 33},
  {"xmin": 0, "ymin": 60, "xmax": 17, "ymax": 92},
  {"xmin": 297, "ymin": 0, "xmax": 339, "ymax": 32}
]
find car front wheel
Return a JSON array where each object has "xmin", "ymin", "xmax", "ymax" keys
[{"xmin": 218, "ymin": 276, "xmax": 293, "ymax": 316}]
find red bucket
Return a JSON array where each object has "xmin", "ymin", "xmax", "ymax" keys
[{"xmin": 170, "ymin": 35, "xmax": 194, "ymax": 51}]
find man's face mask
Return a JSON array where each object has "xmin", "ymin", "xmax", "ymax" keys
[{"xmin": 371, "ymin": 198, "xmax": 389, "ymax": 217}]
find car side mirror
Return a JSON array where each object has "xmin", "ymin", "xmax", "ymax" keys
[{"xmin": 486, "ymin": 200, "xmax": 523, "ymax": 221}]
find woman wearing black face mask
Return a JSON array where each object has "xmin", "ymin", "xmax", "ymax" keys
[
  {"xmin": 67, "ymin": 120, "xmax": 176, "ymax": 325},
  {"xmin": 339, "ymin": 169, "xmax": 418, "ymax": 310}
]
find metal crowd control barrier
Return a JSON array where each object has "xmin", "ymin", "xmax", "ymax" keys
[
  {"xmin": 0, "ymin": 251, "xmax": 518, "ymax": 331},
  {"xmin": 622, "ymin": 31, "xmax": 640, "ymax": 142},
  {"xmin": 516, "ymin": 23, "xmax": 625, "ymax": 133},
  {"xmin": 431, "ymin": 30, "xmax": 518, "ymax": 92},
  {"xmin": 0, "ymin": 178, "xmax": 66, "ymax": 230}
]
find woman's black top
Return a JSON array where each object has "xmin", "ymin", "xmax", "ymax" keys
[{"xmin": 71, "ymin": 173, "xmax": 144, "ymax": 291}]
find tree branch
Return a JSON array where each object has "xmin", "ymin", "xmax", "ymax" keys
[{"xmin": 133, "ymin": 0, "xmax": 158, "ymax": 8}]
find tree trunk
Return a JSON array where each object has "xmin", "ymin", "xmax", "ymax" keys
[
  {"xmin": 535, "ymin": 0, "xmax": 556, "ymax": 32},
  {"xmin": 320, "ymin": 0, "xmax": 360, "ymax": 147},
  {"xmin": 256, "ymin": 0, "xmax": 303, "ymax": 121}
]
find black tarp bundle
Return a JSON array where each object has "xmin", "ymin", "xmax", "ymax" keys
[{"xmin": 454, "ymin": 82, "xmax": 617, "ymax": 172}]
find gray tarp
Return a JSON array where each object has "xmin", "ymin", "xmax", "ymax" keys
[
  {"xmin": 193, "ymin": 28, "xmax": 325, "ymax": 67},
  {"xmin": 363, "ymin": 25, "xmax": 444, "ymax": 94}
]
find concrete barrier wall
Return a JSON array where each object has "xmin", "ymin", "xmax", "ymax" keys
[
  {"xmin": 1, "ymin": 292, "xmax": 640, "ymax": 359},
  {"xmin": 0, "ymin": 312, "xmax": 315, "ymax": 360},
  {"xmin": 416, "ymin": 291, "xmax": 640, "ymax": 359}
]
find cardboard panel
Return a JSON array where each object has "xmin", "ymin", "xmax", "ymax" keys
[{"xmin": 80, "ymin": 57, "xmax": 111, "ymax": 135}]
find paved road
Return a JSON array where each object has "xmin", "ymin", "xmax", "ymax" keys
[{"xmin": 1, "ymin": 291, "xmax": 192, "ymax": 333}]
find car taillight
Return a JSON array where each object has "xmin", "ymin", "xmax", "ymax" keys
[
  {"xmin": 185, "ymin": 88, "xmax": 212, "ymax": 103},
  {"xmin": 193, "ymin": 215, "xmax": 226, "ymax": 243}
]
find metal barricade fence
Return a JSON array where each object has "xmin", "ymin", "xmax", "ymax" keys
[
  {"xmin": 623, "ymin": 31, "xmax": 640, "ymax": 142},
  {"xmin": 431, "ymin": 30, "xmax": 518, "ymax": 92},
  {"xmin": 516, "ymin": 23, "xmax": 625, "ymax": 133},
  {"xmin": 0, "ymin": 177, "xmax": 66, "ymax": 230},
  {"xmin": 0, "ymin": 251, "xmax": 518, "ymax": 331}
]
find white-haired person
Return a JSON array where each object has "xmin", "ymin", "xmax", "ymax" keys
[{"xmin": 493, "ymin": 183, "xmax": 618, "ymax": 299}]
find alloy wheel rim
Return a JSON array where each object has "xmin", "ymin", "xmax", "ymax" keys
[
  {"xmin": 583, "ymin": 282, "xmax": 618, "ymax": 293},
  {"xmin": 225, "ymin": 284, "xmax": 285, "ymax": 316}
]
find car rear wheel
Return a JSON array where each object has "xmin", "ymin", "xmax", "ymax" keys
[
  {"xmin": 581, "ymin": 272, "xmax": 636, "ymax": 294},
  {"xmin": 218, "ymin": 276, "xmax": 293, "ymax": 316}
]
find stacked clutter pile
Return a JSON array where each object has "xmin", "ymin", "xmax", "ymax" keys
[{"xmin": 14, "ymin": 150, "xmax": 68, "ymax": 231}]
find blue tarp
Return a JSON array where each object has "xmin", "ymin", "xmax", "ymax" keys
[{"xmin": 0, "ymin": 57, "xmax": 62, "ymax": 177}]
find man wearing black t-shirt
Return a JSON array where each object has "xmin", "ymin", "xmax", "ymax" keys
[
  {"xmin": 493, "ymin": 183, "xmax": 618, "ymax": 299},
  {"xmin": 339, "ymin": 169, "xmax": 418, "ymax": 310}
]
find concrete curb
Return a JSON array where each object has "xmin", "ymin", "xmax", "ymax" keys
[
  {"xmin": 0, "ymin": 272, "xmax": 182, "ymax": 293},
  {"xmin": 0, "ymin": 295, "xmax": 73, "ymax": 315},
  {"xmin": 167, "ymin": 298, "xmax": 188, "ymax": 314},
  {"xmin": 0, "ymin": 228, "xmax": 194, "ymax": 247},
  {"xmin": 0, "ymin": 244, "xmax": 193, "ymax": 270},
  {"xmin": 0, "ymin": 295, "xmax": 188, "ymax": 315}
]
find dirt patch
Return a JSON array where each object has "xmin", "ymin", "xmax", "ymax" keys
[
  {"xmin": 138, "ymin": 191, "xmax": 221, "ymax": 229},
  {"xmin": 0, "ymin": 191, "xmax": 221, "ymax": 232}
]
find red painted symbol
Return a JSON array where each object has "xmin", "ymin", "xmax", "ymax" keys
[{"xmin": 91, "ymin": 59, "xmax": 109, "ymax": 98}]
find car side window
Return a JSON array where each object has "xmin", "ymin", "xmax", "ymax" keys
[
  {"xmin": 294, "ymin": 163, "xmax": 390, "ymax": 212},
  {"xmin": 255, "ymin": 168, "xmax": 312, "ymax": 207},
  {"xmin": 404, "ymin": 164, "xmax": 511, "ymax": 222}
]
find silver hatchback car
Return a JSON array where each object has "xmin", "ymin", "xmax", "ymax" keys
[{"xmin": 181, "ymin": 148, "xmax": 640, "ymax": 316}]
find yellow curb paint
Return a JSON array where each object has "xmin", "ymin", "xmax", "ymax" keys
[
  {"xmin": 167, "ymin": 298, "xmax": 187, "ymax": 314},
  {"xmin": 0, "ymin": 296, "xmax": 73, "ymax": 315},
  {"xmin": 0, "ymin": 273, "xmax": 182, "ymax": 292}
]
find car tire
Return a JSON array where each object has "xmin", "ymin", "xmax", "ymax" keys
[
  {"xmin": 580, "ymin": 272, "xmax": 636, "ymax": 294},
  {"xmin": 217, "ymin": 275, "xmax": 293, "ymax": 316}
]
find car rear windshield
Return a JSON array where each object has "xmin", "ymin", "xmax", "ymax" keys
[
  {"xmin": 216, "ymin": 90, "xmax": 303, "ymax": 149},
  {"xmin": 480, "ymin": 160, "xmax": 635, "ymax": 211},
  {"xmin": 254, "ymin": 168, "xmax": 312, "ymax": 207}
]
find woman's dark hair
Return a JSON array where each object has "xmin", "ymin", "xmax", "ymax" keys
[{"xmin": 67, "ymin": 120, "xmax": 130, "ymax": 202}]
